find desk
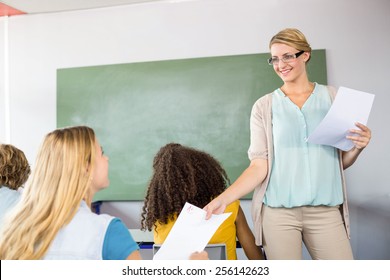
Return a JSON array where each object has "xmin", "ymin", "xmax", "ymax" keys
[
  {"xmin": 129, "ymin": 229, "xmax": 155, "ymax": 259},
  {"xmin": 128, "ymin": 229, "xmax": 255, "ymax": 260},
  {"xmin": 129, "ymin": 229, "xmax": 154, "ymax": 243}
]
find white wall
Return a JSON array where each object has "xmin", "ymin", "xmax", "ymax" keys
[
  {"xmin": 0, "ymin": 18, "xmax": 7, "ymax": 142},
  {"xmin": 1, "ymin": 0, "xmax": 389, "ymax": 259}
]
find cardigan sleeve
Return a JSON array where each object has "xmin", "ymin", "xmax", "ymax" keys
[{"xmin": 248, "ymin": 96, "xmax": 270, "ymax": 161}]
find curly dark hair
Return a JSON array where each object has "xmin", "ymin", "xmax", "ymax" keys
[
  {"xmin": 0, "ymin": 144, "xmax": 31, "ymax": 190},
  {"xmin": 141, "ymin": 143, "xmax": 230, "ymax": 231}
]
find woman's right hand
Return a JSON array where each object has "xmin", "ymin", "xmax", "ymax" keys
[{"xmin": 204, "ymin": 198, "xmax": 227, "ymax": 220}]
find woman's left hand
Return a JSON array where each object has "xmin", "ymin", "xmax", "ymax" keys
[{"xmin": 346, "ymin": 122, "xmax": 371, "ymax": 150}]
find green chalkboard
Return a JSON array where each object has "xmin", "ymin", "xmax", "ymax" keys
[{"xmin": 57, "ymin": 50, "xmax": 327, "ymax": 201}]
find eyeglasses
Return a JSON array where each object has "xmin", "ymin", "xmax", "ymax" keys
[{"xmin": 267, "ymin": 51, "xmax": 305, "ymax": 65}]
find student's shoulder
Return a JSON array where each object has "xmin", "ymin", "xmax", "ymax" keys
[
  {"xmin": 103, "ymin": 218, "xmax": 139, "ymax": 260},
  {"xmin": 76, "ymin": 202, "xmax": 115, "ymax": 226},
  {"xmin": 225, "ymin": 200, "xmax": 240, "ymax": 213},
  {"xmin": 0, "ymin": 186, "xmax": 21, "ymax": 201}
]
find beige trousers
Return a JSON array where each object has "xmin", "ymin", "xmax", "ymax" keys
[{"xmin": 262, "ymin": 204, "xmax": 353, "ymax": 260}]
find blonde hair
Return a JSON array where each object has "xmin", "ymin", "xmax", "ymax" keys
[
  {"xmin": 0, "ymin": 144, "xmax": 31, "ymax": 190},
  {"xmin": 269, "ymin": 28, "xmax": 312, "ymax": 62},
  {"xmin": 0, "ymin": 126, "xmax": 96, "ymax": 259}
]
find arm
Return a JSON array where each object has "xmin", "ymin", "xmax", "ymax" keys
[
  {"xmin": 235, "ymin": 206, "xmax": 264, "ymax": 260},
  {"xmin": 204, "ymin": 158, "xmax": 268, "ymax": 219},
  {"xmin": 104, "ymin": 218, "xmax": 142, "ymax": 260},
  {"xmin": 126, "ymin": 250, "xmax": 142, "ymax": 260},
  {"xmin": 343, "ymin": 122, "xmax": 371, "ymax": 169}
]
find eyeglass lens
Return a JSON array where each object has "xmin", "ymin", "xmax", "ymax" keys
[{"xmin": 268, "ymin": 51, "xmax": 304, "ymax": 65}]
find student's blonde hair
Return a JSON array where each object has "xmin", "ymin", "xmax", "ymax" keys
[
  {"xmin": 0, "ymin": 126, "xmax": 96, "ymax": 259},
  {"xmin": 269, "ymin": 28, "xmax": 312, "ymax": 62}
]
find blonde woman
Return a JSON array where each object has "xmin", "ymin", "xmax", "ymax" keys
[
  {"xmin": 0, "ymin": 144, "xmax": 31, "ymax": 227},
  {"xmin": 0, "ymin": 126, "xmax": 142, "ymax": 260},
  {"xmin": 205, "ymin": 28, "xmax": 371, "ymax": 259}
]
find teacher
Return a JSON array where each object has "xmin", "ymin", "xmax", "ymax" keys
[{"xmin": 204, "ymin": 28, "xmax": 371, "ymax": 260}]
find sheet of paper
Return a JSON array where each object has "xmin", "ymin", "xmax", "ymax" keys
[
  {"xmin": 307, "ymin": 87, "xmax": 375, "ymax": 151},
  {"xmin": 153, "ymin": 202, "xmax": 231, "ymax": 260}
]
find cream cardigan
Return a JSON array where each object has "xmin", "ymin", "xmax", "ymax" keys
[{"xmin": 248, "ymin": 85, "xmax": 350, "ymax": 246}]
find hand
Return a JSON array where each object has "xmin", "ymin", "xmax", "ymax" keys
[
  {"xmin": 203, "ymin": 198, "xmax": 226, "ymax": 220},
  {"xmin": 346, "ymin": 122, "xmax": 371, "ymax": 150},
  {"xmin": 189, "ymin": 251, "xmax": 209, "ymax": 260}
]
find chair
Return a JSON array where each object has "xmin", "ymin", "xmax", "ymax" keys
[{"xmin": 153, "ymin": 243, "xmax": 227, "ymax": 260}]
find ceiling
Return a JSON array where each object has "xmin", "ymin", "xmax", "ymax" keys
[{"xmin": 0, "ymin": 0, "xmax": 163, "ymax": 16}]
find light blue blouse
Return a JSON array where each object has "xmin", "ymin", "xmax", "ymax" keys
[{"xmin": 264, "ymin": 83, "xmax": 343, "ymax": 208}]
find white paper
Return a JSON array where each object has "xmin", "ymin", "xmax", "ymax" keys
[
  {"xmin": 153, "ymin": 202, "xmax": 231, "ymax": 260},
  {"xmin": 307, "ymin": 87, "xmax": 375, "ymax": 151}
]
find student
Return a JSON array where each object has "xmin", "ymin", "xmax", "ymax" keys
[
  {"xmin": 0, "ymin": 126, "xmax": 207, "ymax": 260},
  {"xmin": 141, "ymin": 143, "xmax": 264, "ymax": 260},
  {"xmin": 204, "ymin": 28, "xmax": 371, "ymax": 260},
  {"xmin": 0, "ymin": 144, "xmax": 31, "ymax": 227}
]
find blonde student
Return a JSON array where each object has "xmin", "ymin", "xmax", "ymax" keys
[
  {"xmin": 141, "ymin": 143, "xmax": 264, "ymax": 260},
  {"xmin": 204, "ymin": 28, "xmax": 371, "ymax": 260},
  {"xmin": 0, "ymin": 126, "xmax": 207, "ymax": 260},
  {"xmin": 0, "ymin": 144, "xmax": 31, "ymax": 227}
]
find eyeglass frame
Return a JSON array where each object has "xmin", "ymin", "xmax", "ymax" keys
[{"xmin": 267, "ymin": 50, "xmax": 305, "ymax": 65}]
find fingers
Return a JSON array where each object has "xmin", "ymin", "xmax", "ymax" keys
[
  {"xmin": 204, "ymin": 202, "xmax": 218, "ymax": 220},
  {"xmin": 347, "ymin": 122, "xmax": 372, "ymax": 150},
  {"xmin": 353, "ymin": 122, "xmax": 371, "ymax": 133},
  {"xmin": 204, "ymin": 199, "xmax": 225, "ymax": 220},
  {"xmin": 204, "ymin": 205, "xmax": 213, "ymax": 220},
  {"xmin": 189, "ymin": 251, "xmax": 209, "ymax": 260}
]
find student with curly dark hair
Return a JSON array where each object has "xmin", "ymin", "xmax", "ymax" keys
[
  {"xmin": 0, "ymin": 144, "xmax": 31, "ymax": 227},
  {"xmin": 141, "ymin": 143, "xmax": 263, "ymax": 260}
]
